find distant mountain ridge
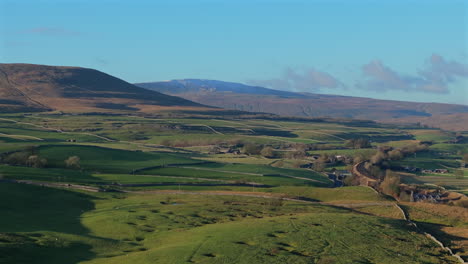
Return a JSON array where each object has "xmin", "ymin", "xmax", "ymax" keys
[
  {"xmin": 137, "ymin": 79, "xmax": 299, "ymax": 97},
  {"xmin": 135, "ymin": 79, "xmax": 468, "ymax": 131},
  {"xmin": 0, "ymin": 64, "xmax": 210, "ymax": 113}
]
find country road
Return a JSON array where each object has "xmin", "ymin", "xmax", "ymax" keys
[{"xmin": 351, "ymin": 161, "xmax": 465, "ymax": 263}]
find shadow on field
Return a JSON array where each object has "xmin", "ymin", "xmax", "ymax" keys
[
  {"xmin": 0, "ymin": 182, "xmax": 99, "ymax": 263},
  {"xmin": 0, "ymin": 233, "xmax": 94, "ymax": 264},
  {"xmin": 417, "ymin": 222, "xmax": 468, "ymax": 259}
]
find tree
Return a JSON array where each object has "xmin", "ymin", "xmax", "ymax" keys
[
  {"xmin": 4, "ymin": 151, "xmax": 29, "ymax": 165},
  {"xmin": 370, "ymin": 151, "xmax": 387, "ymax": 165},
  {"xmin": 260, "ymin": 146, "xmax": 275, "ymax": 158},
  {"xmin": 388, "ymin": 149, "xmax": 403, "ymax": 161},
  {"xmin": 243, "ymin": 143, "xmax": 261, "ymax": 155},
  {"xmin": 368, "ymin": 165, "xmax": 384, "ymax": 179},
  {"xmin": 353, "ymin": 155, "xmax": 364, "ymax": 165},
  {"xmin": 294, "ymin": 143, "xmax": 308, "ymax": 152},
  {"xmin": 209, "ymin": 146, "xmax": 221, "ymax": 154},
  {"xmin": 286, "ymin": 150, "xmax": 306, "ymax": 160},
  {"xmin": 343, "ymin": 174, "xmax": 359, "ymax": 186},
  {"xmin": 313, "ymin": 161, "xmax": 325, "ymax": 172},
  {"xmin": 345, "ymin": 138, "xmax": 371, "ymax": 149},
  {"xmin": 318, "ymin": 154, "xmax": 329, "ymax": 163},
  {"xmin": 380, "ymin": 170, "xmax": 400, "ymax": 198},
  {"xmin": 65, "ymin": 156, "xmax": 81, "ymax": 169},
  {"xmin": 26, "ymin": 155, "xmax": 47, "ymax": 168}
]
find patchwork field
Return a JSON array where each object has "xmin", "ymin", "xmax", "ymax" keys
[{"xmin": 0, "ymin": 113, "xmax": 467, "ymax": 263}]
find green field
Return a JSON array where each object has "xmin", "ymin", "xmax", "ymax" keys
[
  {"xmin": 0, "ymin": 183, "xmax": 459, "ymax": 264},
  {"xmin": 0, "ymin": 113, "xmax": 466, "ymax": 263}
]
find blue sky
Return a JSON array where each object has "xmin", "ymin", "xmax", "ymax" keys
[{"xmin": 1, "ymin": 0, "xmax": 467, "ymax": 104}]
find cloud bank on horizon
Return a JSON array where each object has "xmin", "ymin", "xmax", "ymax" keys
[
  {"xmin": 248, "ymin": 54, "xmax": 468, "ymax": 96},
  {"xmin": 248, "ymin": 67, "xmax": 343, "ymax": 92},
  {"xmin": 358, "ymin": 54, "xmax": 468, "ymax": 94}
]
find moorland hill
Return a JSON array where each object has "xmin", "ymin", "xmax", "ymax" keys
[
  {"xmin": 136, "ymin": 79, "xmax": 468, "ymax": 131},
  {"xmin": 0, "ymin": 64, "xmax": 211, "ymax": 113}
]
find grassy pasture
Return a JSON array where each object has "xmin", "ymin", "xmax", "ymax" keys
[
  {"xmin": 408, "ymin": 130, "xmax": 454, "ymax": 142},
  {"xmin": 1, "ymin": 182, "xmax": 458, "ymax": 264},
  {"xmin": 0, "ymin": 113, "xmax": 466, "ymax": 263},
  {"xmin": 37, "ymin": 145, "xmax": 197, "ymax": 173},
  {"xmin": 0, "ymin": 123, "xmax": 107, "ymax": 143}
]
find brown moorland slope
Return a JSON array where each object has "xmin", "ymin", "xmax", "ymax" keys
[
  {"xmin": 0, "ymin": 67, "xmax": 49, "ymax": 112},
  {"xmin": 136, "ymin": 80, "xmax": 468, "ymax": 131},
  {"xmin": 0, "ymin": 64, "xmax": 212, "ymax": 113}
]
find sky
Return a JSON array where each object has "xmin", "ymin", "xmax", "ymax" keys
[{"xmin": 1, "ymin": 0, "xmax": 467, "ymax": 105}]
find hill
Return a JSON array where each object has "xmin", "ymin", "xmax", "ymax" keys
[
  {"xmin": 136, "ymin": 79, "xmax": 468, "ymax": 131},
  {"xmin": 0, "ymin": 113, "xmax": 466, "ymax": 263},
  {"xmin": 137, "ymin": 79, "xmax": 299, "ymax": 97},
  {"xmin": 0, "ymin": 64, "xmax": 211, "ymax": 113}
]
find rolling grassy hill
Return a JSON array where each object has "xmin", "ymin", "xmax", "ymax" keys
[
  {"xmin": 0, "ymin": 64, "xmax": 213, "ymax": 114},
  {"xmin": 0, "ymin": 112, "xmax": 466, "ymax": 263},
  {"xmin": 136, "ymin": 79, "xmax": 468, "ymax": 131}
]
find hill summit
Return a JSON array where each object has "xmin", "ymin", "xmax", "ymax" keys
[{"xmin": 0, "ymin": 64, "xmax": 207, "ymax": 113}]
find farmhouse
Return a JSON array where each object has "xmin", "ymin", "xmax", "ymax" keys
[
  {"xmin": 422, "ymin": 169, "xmax": 449, "ymax": 174},
  {"xmin": 334, "ymin": 170, "xmax": 352, "ymax": 178},
  {"xmin": 309, "ymin": 155, "xmax": 321, "ymax": 160},
  {"xmin": 403, "ymin": 166, "xmax": 420, "ymax": 173}
]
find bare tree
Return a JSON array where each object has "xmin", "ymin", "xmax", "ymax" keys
[
  {"xmin": 388, "ymin": 149, "xmax": 404, "ymax": 161},
  {"xmin": 370, "ymin": 151, "xmax": 387, "ymax": 165},
  {"xmin": 65, "ymin": 156, "xmax": 81, "ymax": 169},
  {"xmin": 380, "ymin": 170, "xmax": 400, "ymax": 198},
  {"xmin": 261, "ymin": 146, "xmax": 275, "ymax": 158},
  {"xmin": 27, "ymin": 155, "xmax": 47, "ymax": 168},
  {"xmin": 313, "ymin": 161, "xmax": 325, "ymax": 172},
  {"xmin": 243, "ymin": 143, "xmax": 261, "ymax": 155}
]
